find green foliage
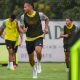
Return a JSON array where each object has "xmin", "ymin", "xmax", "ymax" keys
[
  {"xmin": 0, "ymin": 0, "xmax": 80, "ymax": 19},
  {"xmin": 63, "ymin": 7, "xmax": 80, "ymax": 20}
]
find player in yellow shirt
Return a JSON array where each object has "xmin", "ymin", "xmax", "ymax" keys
[
  {"xmin": 0, "ymin": 14, "xmax": 21, "ymax": 70},
  {"xmin": 0, "ymin": 27, "xmax": 23, "ymax": 69}
]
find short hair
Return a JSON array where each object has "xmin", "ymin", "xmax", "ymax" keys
[
  {"xmin": 69, "ymin": 18, "xmax": 73, "ymax": 22},
  {"xmin": 25, "ymin": 0, "xmax": 34, "ymax": 8},
  {"xmin": 66, "ymin": 18, "xmax": 73, "ymax": 22},
  {"xmin": 66, "ymin": 18, "xmax": 73, "ymax": 23},
  {"xmin": 10, "ymin": 14, "xmax": 16, "ymax": 20}
]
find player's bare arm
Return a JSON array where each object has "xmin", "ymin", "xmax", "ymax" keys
[
  {"xmin": 0, "ymin": 21, "xmax": 5, "ymax": 36},
  {"xmin": 60, "ymin": 32, "xmax": 69, "ymax": 38},
  {"xmin": 44, "ymin": 16, "xmax": 49, "ymax": 34},
  {"xmin": 18, "ymin": 33, "xmax": 23, "ymax": 46},
  {"xmin": 0, "ymin": 28, "xmax": 4, "ymax": 36},
  {"xmin": 16, "ymin": 21, "xmax": 24, "ymax": 33}
]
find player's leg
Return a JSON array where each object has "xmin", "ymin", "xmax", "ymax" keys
[
  {"xmin": 26, "ymin": 41, "xmax": 37, "ymax": 79},
  {"xmin": 8, "ymin": 48, "xmax": 14, "ymax": 70},
  {"xmin": 11, "ymin": 41, "xmax": 17, "ymax": 69},
  {"xmin": 35, "ymin": 46, "xmax": 42, "ymax": 73},
  {"xmin": 5, "ymin": 40, "xmax": 16, "ymax": 70},
  {"xmin": 64, "ymin": 46, "xmax": 70, "ymax": 72},
  {"xmin": 28, "ymin": 52, "xmax": 37, "ymax": 79},
  {"xmin": 65, "ymin": 52, "xmax": 70, "ymax": 72},
  {"xmin": 35, "ymin": 38, "xmax": 43, "ymax": 73},
  {"xmin": 13, "ymin": 46, "xmax": 18, "ymax": 68},
  {"xmin": 65, "ymin": 52, "xmax": 69, "ymax": 68}
]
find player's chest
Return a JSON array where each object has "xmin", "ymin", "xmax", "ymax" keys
[{"xmin": 25, "ymin": 16, "xmax": 40, "ymax": 25}]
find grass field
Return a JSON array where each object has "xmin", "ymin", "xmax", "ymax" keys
[{"xmin": 0, "ymin": 63, "xmax": 68, "ymax": 80}]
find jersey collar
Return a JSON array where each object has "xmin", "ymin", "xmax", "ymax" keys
[
  {"xmin": 27, "ymin": 11, "xmax": 36, "ymax": 17},
  {"xmin": 66, "ymin": 24, "xmax": 73, "ymax": 29}
]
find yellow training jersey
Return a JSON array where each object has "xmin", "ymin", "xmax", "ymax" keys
[
  {"xmin": 15, "ymin": 30, "xmax": 20, "ymax": 46},
  {"xmin": 5, "ymin": 18, "xmax": 18, "ymax": 41}
]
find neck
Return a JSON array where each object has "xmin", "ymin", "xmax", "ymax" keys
[
  {"xmin": 66, "ymin": 22, "xmax": 71, "ymax": 26},
  {"xmin": 66, "ymin": 23, "xmax": 73, "ymax": 29},
  {"xmin": 27, "ymin": 9, "xmax": 34, "ymax": 15},
  {"xmin": 68, "ymin": 23, "xmax": 72, "ymax": 27},
  {"xmin": 9, "ymin": 18, "xmax": 14, "ymax": 22}
]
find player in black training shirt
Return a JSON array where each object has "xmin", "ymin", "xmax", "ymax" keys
[
  {"xmin": 60, "ymin": 19, "xmax": 77, "ymax": 72},
  {"xmin": 20, "ymin": 1, "xmax": 49, "ymax": 79}
]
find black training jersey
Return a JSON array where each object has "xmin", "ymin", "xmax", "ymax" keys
[
  {"xmin": 63, "ymin": 24, "xmax": 76, "ymax": 45},
  {"xmin": 24, "ymin": 11, "xmax": 43, "ymax": 38}
]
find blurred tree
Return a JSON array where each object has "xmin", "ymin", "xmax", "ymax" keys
[
  {"xmin": 0, "ymin": 0, "xmax": 80, "ymax": 19},
  {"xmin": 0, "ymin": 0, "xmax": 11, "ymax": 19},
  {"xmin": 63, "ymin": 7, "xmax": 80, "ymax": 20}
]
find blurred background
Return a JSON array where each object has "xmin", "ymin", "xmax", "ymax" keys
[
  {"xmin": 0, "ymin": 0, "xmax": 80, "ymax": 80},
  {"xmin": 0, "ymin": 0, "xmax": 80, "ymax": 19}
]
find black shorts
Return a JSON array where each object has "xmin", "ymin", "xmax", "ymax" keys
[
  {"xmin": 64, "ymin": 44, "xmax": 70, "ymax": 52},
  {"xmin": 5, "ymin": 40, "xmax": 16, "ymax": 50},
  {"xmin": 14, "ymin": 46, "xmax": 18, "ymax": 53},
  {"xmin": 26, "ymin": 38, "xmax": 43, "ymax": 54}
]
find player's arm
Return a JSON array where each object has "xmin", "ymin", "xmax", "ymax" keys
[
  {"xmin": 20, "ymin": 14, "xmax": 28, "ymax": 33},
  {"xmin": 0, "ymin": 28, "xmax": 4, "ymax": 36},
  {"xmin": 39, "ymin": 12, "xmax": 49, "ymax": 34},
  {"xmin": 0, "ymin": 30, "xmax": 5, "ymax": 39},
  {"xmin": 15, "ymin": 20, "xmax": 24, "ymax": 33},
  {"xmin": 44, "ymin": 16, "xmax": 49, "ymax": 34},
  {"xmin": 18, "ymin": 33, "xmax": 23, "ymax": 46},
  {"xmin": 60, "ymin": 26, "xmax": 69, "ymax": 38},
  {"xmin": 60, "ymin": 32, "xmax": 69, "ymax": 38},
  {"xmin": 0, "ymin": 21, "xmax": 6, "ymax": 36}
]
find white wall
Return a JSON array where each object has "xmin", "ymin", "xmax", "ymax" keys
[
  {"xmin": 17, "ymin": 21, "xmax": 80, "ymax": 62},
  {"xmin": 0, "ymin": 20, "xmax": 80, "ymax": 62}
]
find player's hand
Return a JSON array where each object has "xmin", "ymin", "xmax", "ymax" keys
[
  {"xmin": 23, "ymin": 27, "xmax": 28, "ymax": 33},
  {"xmin": 18, "ymin": 41, "xmax": 22, "ymax": 46},
  {"xmin": 64, "ymin": 34, "xmax": 69, "ymax": 38},
  {"xmin": 18, "ymin": 36, "xmax": 23, "ymax": 46},
  {"xmin": 44, "ymin": 28, "xmax": 48, "ymax": 34},
  {"xmin": 60, "ymin": 34, "xmax": 69, "ymax": 38}
]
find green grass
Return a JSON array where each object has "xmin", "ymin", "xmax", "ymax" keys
[{"xmin": 0, "ymin": 63, "xmax": 68, "ymax": 80}]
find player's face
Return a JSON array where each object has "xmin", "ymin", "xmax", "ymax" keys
[
  {"xmin": 66, "ymin": 19, "xmax": 72, "ymax": 26},
  {"xmin": 24, "ymin": 3, "xmax": 31, "ymax": 13},
  {"xmin": 10, "ymin": 18, "xmax": 14, "ymax": 22}
]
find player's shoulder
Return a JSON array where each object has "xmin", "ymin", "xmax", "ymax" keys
[
  {"xmin": 64, "ymin": 25, "xmax": 66, "ymax": 28},
  {"xmin": 4, "ymin": 19, "xmax": 8, "ymax": 22},
  {"xmin": 21, "ymin": 14, "xmax": 25, "ymax": 20},
  {"xmin": 73, "ymin": 24, "xmax": 76, "ymax": 26},
  {"xmin": 15, "ymin": 19, "xmax": 18, "ymax": 22},
  {"xmin": 21, "ymin": 14, "xmax": 24, "ymax": 17},
  {"xmin": 39, "ymin": 12, "xmax": 44, "ymax": 15},
  {"xmin": 2, "ymin": 19, "xmax": 8, "ymax": 24}
]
